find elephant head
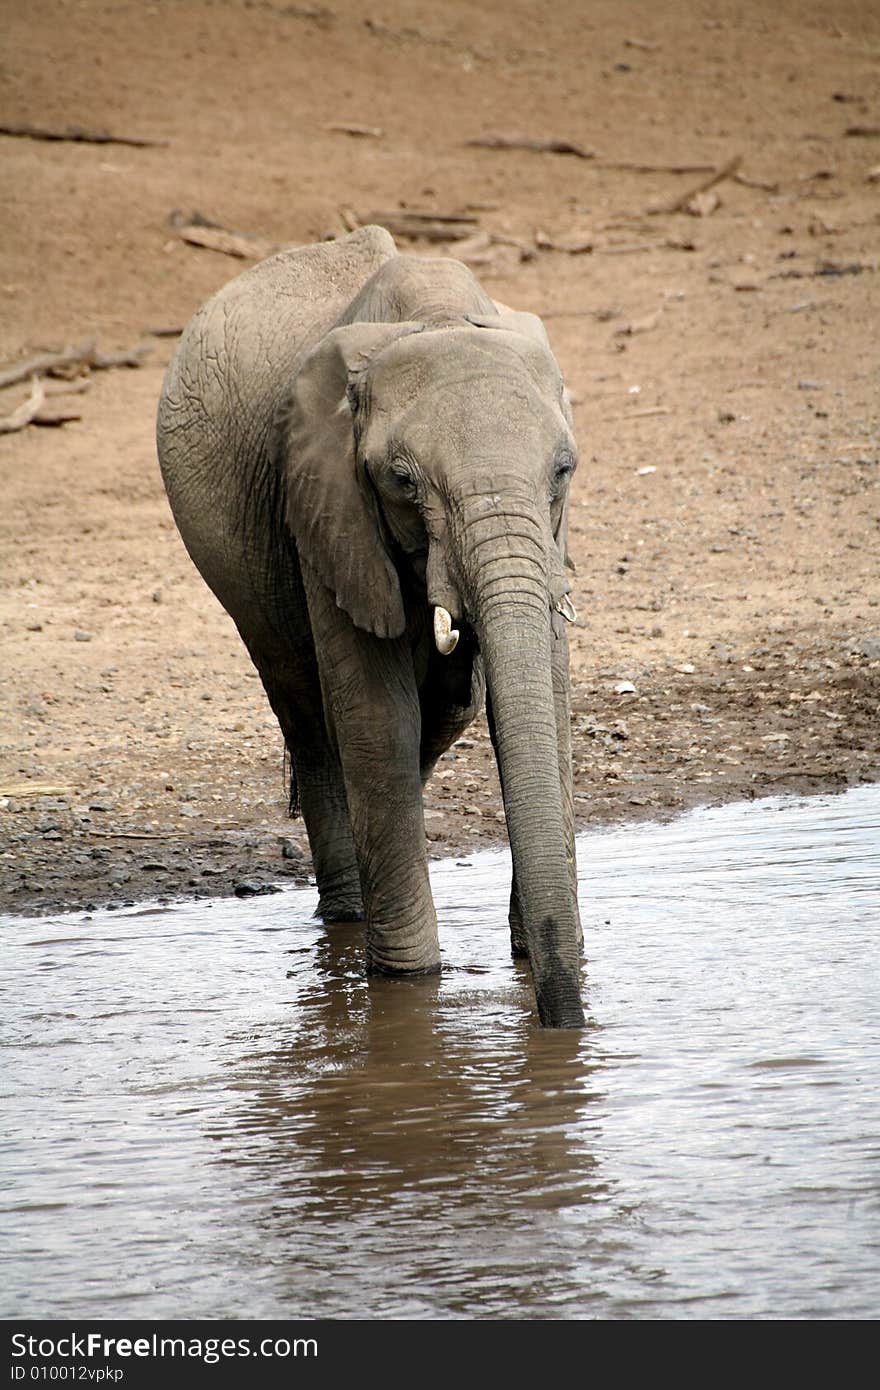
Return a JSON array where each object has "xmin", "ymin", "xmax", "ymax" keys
[{"xmin": 278, "ymin": 284, "xmax": 584, "ymax": 1029}]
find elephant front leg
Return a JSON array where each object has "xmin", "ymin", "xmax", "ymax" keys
[{"xmin": 304, "ymin": 575, "xmax": 441, "ymax": 976}]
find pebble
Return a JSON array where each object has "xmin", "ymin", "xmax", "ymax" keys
[
  {"xmin": 74, "ymin": 630, "xmax": 93, "ymax": 642},
  {"xmin": 849, "ymin": 636, "xmax": 880, "ymax": 660},
  {"xmin": 234, "ymin": 881, "xmax": 281, "ymax": 898}
]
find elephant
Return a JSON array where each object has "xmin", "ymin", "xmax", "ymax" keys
[{"xmin": 156, "ymin": 224, "xmax": 584, "ymax": 1028}]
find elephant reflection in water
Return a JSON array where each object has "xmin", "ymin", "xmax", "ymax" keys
[{"xmin": 211, "ymin": 927, "xmax": 609, "ymax": 1314}]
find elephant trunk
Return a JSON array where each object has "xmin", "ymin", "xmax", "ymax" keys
[{"xmin": 457, "ymin": 498, "xmax": 585, "ymax": 1028}]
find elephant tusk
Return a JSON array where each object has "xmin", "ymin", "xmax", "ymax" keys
[
  {"xmin": 554, "ymin": 594, "xmax": 578, "ymax": 624},
  {"xmin": 433, "ymin": 606, "xmax": 459, "ymax": 655}
]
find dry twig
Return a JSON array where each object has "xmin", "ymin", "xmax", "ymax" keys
[
  {"xmin": 595, "ymin": 161, "xmax": 713, "ymax": 174},
  {"xmin": 466, "ymin": 134, "xmax": 595, "ymax": 159},
  {"xmin": 647, "ymin": 154, "xmax": 743, "ymax": 215},
  {"xmin": 607, "ymin": 406, "xmax": 671, "ymax": 420},
  {"xmin": 0, "ymin": 121, "xmax": 166, "ymax": 148},
  {"xmin": 0, "ymin": 378, "xmax": 87, "ymax": 431},
  {"xmin": 362, "ymin": 210, "xmax": 479, "ymax": 241},
  {"xmin": 176, "ymin": 225, "xmax": 282, "ymax": 260},
  {"xmin": 324, "ymin": 122, "xmax": 384, "ymax": 138},
  {"xmin": 0, "ymin": 339, "xmax": 95, "ymax": 390},
  {"xmin": 0, "ymin": 338, "xmax": 152, "ymax": 391},
  {"xmin": 0, "ymin": 378, "xmax": 45, "ymax": 434}
]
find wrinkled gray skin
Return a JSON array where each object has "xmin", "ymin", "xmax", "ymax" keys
[{"xmin": 157, "ymin": 226, "xmax": 584, "ymax": 1028}]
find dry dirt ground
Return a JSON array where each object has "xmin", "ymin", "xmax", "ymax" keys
[{"xmin": 1, "ymin": 0, "xmax": 878, "ymax": 916}]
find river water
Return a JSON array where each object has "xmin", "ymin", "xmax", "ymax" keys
[{"xmin": 2, "ymin": 785, "xmax": 878, "ymax": 1320}]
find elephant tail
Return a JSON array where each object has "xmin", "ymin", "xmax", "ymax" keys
[{"xmin": 284, "ymin": 745, "xmax": 300, "ymax": 818}]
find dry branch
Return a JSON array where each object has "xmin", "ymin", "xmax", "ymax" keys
[
  {"xmin": 337, "ymin": 205, "xmax": 361, "ymax": 231},
  {"xmin": 535, "ymin": 229, "xmax": 594, "ymax": 254},
  {"xmin": 466, "ymin": 134, "xmax": 595, "ymax": 159},
  {"xmin": 362, "ymin": 211, "xmax": 479, "ymax": 241},
  {"xmin": 90, "ymin": 344, "xmax": 153, "ymax": 370},
  {"xmin": 0, "ymin": 121, "xmax": 166, "ymax": 148},
  {"xmin": 324, "ymin": 122, "xmax": 384, "ymax": 138},
  {"xmin": 614, "ymin": 309, "xmax": 663, "ymax": 336},
  {"xmin": 0, "ymin": 338, "xmax": 152, "ymax": 391},
  {"xmin": 43, "ymin": 377, "xmax": 91, "ymax": 396},
  {"xmin": 0, "ymin": 378, "xmax": 45, "ymax": 434},
  {"xmin": 0, "ymin": 339, "xmax": 95, "ymax": 390},
  {"xmin": 598, "ymin": 239, "xmax": 668, "ymax": 255},
  {"xmin": 0, "ymin": 782, "xmax": 71, "ymax": 798},
  {"xmin": 735, "ymin": 172, "xmax": 779, "ymax": 192},
  {"xmin": 176, "ymin": 225, "xmax": 281, "ymax": 260},
  {"xmin": 33, "ymin": 399, "xmax": 83, "ymax": 426},
  {"xmin": 607, "ymin": 406, "xmax": 671, "ymax": 420},
  {"xmin": 367, "ymin": 209, "xmax": 478, "ymax": 225},
  {"xmin": 647, "ymin": 154, "xmax": 743, "ymax": 214},
  {"xmin": 0, "ymin": 378, "xmax": 87, "ymax": 432},
  {"xmin": 596, "ymin": 161, "xmax": 714, "ymax": 174}
]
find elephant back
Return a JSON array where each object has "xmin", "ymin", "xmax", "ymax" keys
[{"xmin": 156, "ymin": 226, "xmax": 397, "ymax": 629}]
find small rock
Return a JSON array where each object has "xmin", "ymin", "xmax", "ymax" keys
[
  {"xmin": 848, "ymin": 636, "xmax": 880, "ymax": 660},
  {"xmin": 25, "ymin": 621, "xmax": 43, "ymax": 632},
  {"xmin": 280, "ymin": 837, "xmax": 305, "ymax": 862},
  {"xmin": 74, "ymin": 630, "xmax": 93, "ymax": 642},
  {"xmin": 613, "ymin": 680, "xmax": 636, "ymax": 695},
  {"xmin": 234, "ymin": 881, "xmax": 281, "ymax": 898},
  {"xmin": 798, "ymin": 379, "xmax": 823, "ymax": 391}
]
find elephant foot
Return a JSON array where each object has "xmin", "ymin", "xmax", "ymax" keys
[
  {"xmin": 365, "ymin": 932, "xmax": 442, "ymax": 977},
  {"xmin": 316, "ymin": 897, "xmax": 365, "ymax": 924},
  {"xmin": 366, "ymin": 957, "xmax": 442, "ymax": 978}
]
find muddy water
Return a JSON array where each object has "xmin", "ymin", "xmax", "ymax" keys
[{"xmin": 2, "ymin": 785, "xmax": 878, "ymax": 1320}]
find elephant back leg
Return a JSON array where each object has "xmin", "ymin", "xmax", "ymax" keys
[{"xmin": 248, "ymin": 634, "xmax": 365, "ymax": 925}]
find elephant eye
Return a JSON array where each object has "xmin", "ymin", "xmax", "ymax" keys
[
  {"xmin": 389, "ymin": 466, "xmax": 418, "ymax": 499},
  {"xmin": 552, "ymin": 455, "xmax": 577, "ymax": 492}
]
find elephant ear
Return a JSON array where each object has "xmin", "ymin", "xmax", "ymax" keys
[{"xmin": 281, "ymin": 321, "xmax": 422, "ymax": 639}]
